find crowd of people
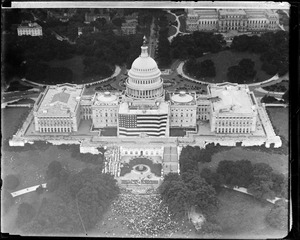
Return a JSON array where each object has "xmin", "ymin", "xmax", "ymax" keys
[{"xmin": 110, "ymin": 193, "xmax": 182, "ymax": 237}]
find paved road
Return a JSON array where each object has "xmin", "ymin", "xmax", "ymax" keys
[{"xmin": 148, "ymin": 17, "xmax": 157, "ymax": 59}]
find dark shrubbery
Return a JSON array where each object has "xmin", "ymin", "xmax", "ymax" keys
[
  {"xmin": 261, "ymin": 95, "xmax": 284, "ymax": 104},
  {"xmin": 6, "ymin": 81, "xmax": 33, "ymax": 92}
]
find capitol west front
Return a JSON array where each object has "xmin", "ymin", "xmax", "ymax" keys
[{"xmin": 33, "ymin": 41, "xmax": 261, "ymax": 137}]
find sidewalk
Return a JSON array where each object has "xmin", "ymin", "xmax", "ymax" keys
[{"xmin": 21, "ymin": 65, "xmax": 121, "ymax": 87}]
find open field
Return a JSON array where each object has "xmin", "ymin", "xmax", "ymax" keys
[
  {"xmin": 199, "ymin": 147, "xmax": 288, "ymax": 176},
  {"xmin": 216, "ymin": 188, "xmax": 288, "ymax": 238},
  {"xmin": 186, "ymin": 50, "xmax": 272, "ymax": 83}
]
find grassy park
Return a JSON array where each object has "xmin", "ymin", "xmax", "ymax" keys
[
  {"xmin": 267, "ymin": 107, "xmax": 289, "ymax": 141},
  {"xmin": 185, "ymin": 50, "xmax": 273, "ymax": 83},
  {"xmin": 199, "ymin": 147, "xmax": 288, "ymax": 176},
  {"xmin": 216, "ymin": 188, "xmax": 287, "ymax": 238}
]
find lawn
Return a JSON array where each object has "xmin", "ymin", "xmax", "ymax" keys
[
  {"xmin": 267, "ymin": 107, "xmax": 289, "ymax": 141},
  {"xmin": 42, "ymin": 56, "xmax": 114, "ymax": 85},
  {"xmin": 262, "ymin": 81, "xmax": 288, "ymax": 92},
  {"xmin": 185, "ymin": 50, "xmax": 273, "ymax": 83},
  {"xmin": 43, "ymin": 56, "xmax": 84, "ymax": 84},
  {"xmin": 199, "ymin": 147, "xmax": 288, "ymax": 176},
  {"xmin": 170, "ymin": 128, "xmax": 186, "ymax": 136},
  {"xmin": 168, "ymin": 25, "xmax": 177, "ymax": 37},
  {"xmin": 100, "ymin": 128, "xmax": 118, "ymax": 136},
  {"xmin": 178, "ymin": 16, "xmax": 186, "ymax": 32},
  {"xmin": 216, "ymin": 188, "xmax": 288, "ymax": 238},
  {"xmin": 166, "ymin": 13, "xmax": 176, "ymax": 23}
]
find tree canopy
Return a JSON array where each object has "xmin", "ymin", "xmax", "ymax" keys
[
  {"xmin": 170, "ymin": 32, "xmax": 225, "ymax": 60},
  {"xmin": 158, "ymin": 172, "xmax": 218, "ymax": 218},
  {"xmin": 213, "ymin": 160, "xmax": 287, "ymax": 200},
  {"xmin": 185, "ymin": 58, "xmax": 216, "ymax": 78},
  {"xmin": 231, "ymin": 31, "xmax": 288, "ymax": 76},
  {"xmin": 227, "ymin": 58, "xmax": 256, "ymax": 83},
  {"xmin": 3, "ymin": 174, "xmax": 20, "ymax": 190},
  {"xmin": 21, "ymin": 167, "xmax": 120, "ymax": 234}
]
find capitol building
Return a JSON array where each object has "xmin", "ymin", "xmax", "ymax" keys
[{"xmin": 33, "ymin": 41, "xmax": 260, "ymax": 137}]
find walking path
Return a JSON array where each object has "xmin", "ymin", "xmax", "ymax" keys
[
  {"xmin": 11, "ymin": 183, "xmax": 47, "ymax": 197},
  {"xmin": 167, "ymin": 11, "xmax": 189, "ymax": 42},
  {"xmin": 176, "ymin": 61, "xmax": 289, "ymax": 98},
  {"xmin": 223, "ymin": 185, "xmax": 288, "ymax": 204},
  {"xmin": 21, "ymin": 66, "xmax": 121, "ymax": 88}
]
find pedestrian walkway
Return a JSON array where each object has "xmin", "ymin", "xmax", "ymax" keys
[
  {"xmin": 21, "ymin": 66, "xmax": 121, "ymax": 87},
  {"xmin": 223, "ymin": 185, "xmax": 288, "ymax": 205},
  {"xmin": 167, "ymin": 10, "xmax": 189, "ymax": 42},
  {"xmin": 11, "ymin": 183, "xmax": 47, "ymax": 197}
]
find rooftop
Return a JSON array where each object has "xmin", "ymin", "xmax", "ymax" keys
[
  {"xmin": 18, "ymin": 22, "xmax": 42, "ymax": 28},
  {"xmin": 94, "ymin": 91, "xmax": 118, "ymax": 105},
  {"xmin": 219, "ymin": 9, "xmax": 246, "ymax": 15},
  {"xmin": 119, "ymin": 101, "xmax": 169, "ymax": 115},
  {"xmin": 36, "ymin": 84, "xmax": 84, "ymax": 116},
  {"xmin": 209, "ymin": 83, "xmax": 256, "ymax": 114},
  {"xmin": 170, "ymin": 91, "xmax": 196, "ymax": 104}
]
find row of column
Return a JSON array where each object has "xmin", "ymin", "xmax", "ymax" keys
[
  {"xmin": 39, "ymin": 127, "xmax": 72, "ymax": 133},
  {"xmin": 127, "ymin": 87, "xmax": 162, "ymax": 98},
  {"xmin": 216, "ymin": 127, "xmax": 251, "ymax": 134},
  {"xmin": 220, "ymin": 20, "xmax": 247, "ymax": 26}
]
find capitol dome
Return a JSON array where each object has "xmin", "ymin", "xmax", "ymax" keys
[
  {"xmin": 126, "ymin": 38, "xmax": 164, "ymax": 100},
  {"xmin": 128, "ymin": 46, "xmax": 161, "ymax": 80}
]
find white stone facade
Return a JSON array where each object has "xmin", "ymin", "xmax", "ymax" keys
[
  {"xmin": 186, "ymin": 9, "xmax": 279, "ymax": 33},
  {"xmin": 208, "ymin": 83, "xmax": 258, "ymax": 134},
  {"xmin": 91, "ymin": 92, "xmax": 119, "ymax": 128},
  {"xmin": 120, "ymin": 146, "xmax": 164, "ymax": 157},
  {"xmin": 33, "ymin": 84, "xmax": 84, "ymax": 133},
  {"xmin": 17, "ymin": 22, "xmax": 43, "ymax": 36},
  {"xmin": 169, "ymin": 91, "xmax": 197, "ymax": 128}
]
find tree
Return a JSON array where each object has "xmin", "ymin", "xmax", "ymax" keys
[
  {"xmin": 247, "ymin": 162, "xmax": 276, "ymax": 200},
  {"xmin": 36, "ymin": 185, "xmax": 45, "ymax": 195},
  {"xmin": 112, "ymin": 17, "xmax": 124, "ymax": 27},
  {"xmin": 47, "ymin": 177, "xmax": 60, "ymax": 192},
  {"xmin": 3, "ymin": 174, "xmax": 20, "ymax": 190},
  {"xmin": 227, "ymin": 59, "xmax": 256, "ymax": 83},
  {"xmin": 159, "ymin": 172, "xmax": 218, "ymax": 218},
  {"xmin": 16, "ymin": 203, "xmax": 36, "ymax": 227},
  {"xmin": 66, "ymin": 168, "xmax": 119, "ymax": 230},
  {"xmin": 200, "ymin": 168, "xmax": 222, "ymax": 188},
  {"xmin": 46, "ymin": 160, "xmax": 63, "ymax": 180}
]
